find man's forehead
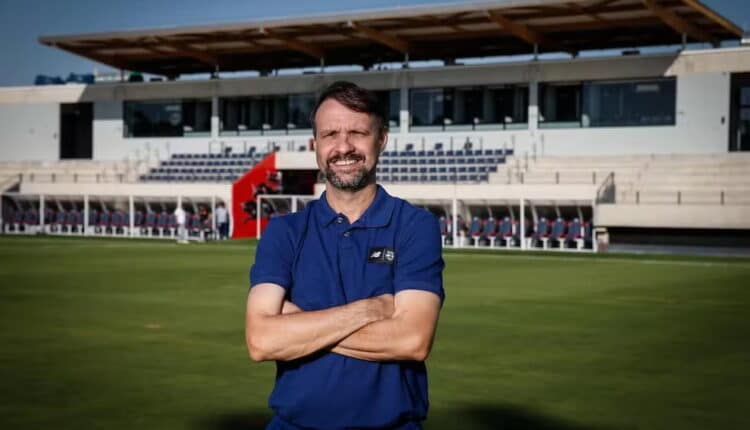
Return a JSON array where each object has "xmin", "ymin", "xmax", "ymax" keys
[{"xmin": 316, "ymin": 99, "xmax": 373, "ymax": 127}]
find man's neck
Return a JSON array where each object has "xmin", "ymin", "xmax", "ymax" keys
[{"xmin": 325, "ymin": 183, "xmax": 378, "ymax": 224}]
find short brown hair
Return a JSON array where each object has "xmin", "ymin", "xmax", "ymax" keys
[{"xmin": 310, "ymin": 81, "xmax": 387, "ymax": 137}]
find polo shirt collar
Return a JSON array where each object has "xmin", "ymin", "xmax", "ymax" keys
[{"xmin": 316, "ymin": 185, "xmax": 394, "ymax": 228}]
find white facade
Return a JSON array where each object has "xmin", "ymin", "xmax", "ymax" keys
[{"xmin": 0, "ymin": 47, "xmax": 749, "ymax": 163}]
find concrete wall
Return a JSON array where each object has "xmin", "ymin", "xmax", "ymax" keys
[
  {"xmin": 0, "ymin": 103, "xmax": 59, "ymax": 161},
  {"xmin": 1, "ymin": 48, "xmax": 748, "ymax": 162},
  {"xmin": 595, "ymin": 203, "xmax": 750, "ymax": 230},
  {"xmin": 531, "ymin": 72, "xmax": 731, "ymax": 156}
]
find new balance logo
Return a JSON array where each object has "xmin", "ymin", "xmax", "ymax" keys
[{"xmin": 367, "ymin": 247, "xmax": 395, "ymax": 265}]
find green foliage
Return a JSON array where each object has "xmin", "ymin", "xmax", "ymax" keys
[{"xmin": 0, "ymin": 236, "xmax": 748, "ymax": 429}]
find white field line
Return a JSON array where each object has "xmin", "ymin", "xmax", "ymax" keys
[{"xmin": 444, "ymin": 251, "xmax": 750, "ymax": 269}]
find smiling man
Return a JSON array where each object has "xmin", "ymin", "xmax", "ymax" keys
[{"xmin": 245, "ymin": 81, "xmax": 445, "ymax": 430}]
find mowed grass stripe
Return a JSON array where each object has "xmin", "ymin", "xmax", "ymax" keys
[{"xmin": 0, "ymin": 236, "xmax": 748, "ymax": 430}]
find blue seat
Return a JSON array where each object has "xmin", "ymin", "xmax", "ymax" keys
[{"xmin": 549, "ymin": 218, "xmax": 567, "ymax": 245}]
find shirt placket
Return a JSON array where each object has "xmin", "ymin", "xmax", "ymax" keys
[{"xmin": 336, "ymin": 214, "xmax": 357, "ymax": 303}]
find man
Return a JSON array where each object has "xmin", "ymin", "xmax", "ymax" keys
[
  {"xmin": 215, "ymin": 202, "xmax": 229, "ymax": 240},
  {"xmin": 246, "ymin": 81, "xmax": 445, "ymax": 430},
  {"xmin": 174, "ymin": 204, "xmax": 188, "ymax": 244}
]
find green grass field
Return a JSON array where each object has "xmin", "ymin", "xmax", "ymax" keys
[{"xmin": 0, "ymin": 235, "xmax": 749, "ymax": 430}]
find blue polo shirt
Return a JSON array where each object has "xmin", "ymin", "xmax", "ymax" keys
[{"xmin": 250, "ymin": 185, "xmax": 445, "ymax": 430}]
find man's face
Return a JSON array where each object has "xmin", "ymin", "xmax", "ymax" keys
[{"xmin": 313, "ymin": 98, "xmax": 386, "ymax": 192}]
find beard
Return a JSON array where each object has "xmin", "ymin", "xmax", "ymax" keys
[{"xmin": 323, "ymin": 153, "xmax": 376, "ymax": 192}]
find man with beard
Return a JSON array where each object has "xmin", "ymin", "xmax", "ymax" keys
[{"xmin": 245, "ymin": 81, "xmax": 445, "ymax": 430}]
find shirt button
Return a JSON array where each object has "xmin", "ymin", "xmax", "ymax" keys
[
  {"xmin": 343, "ymin": 231, "xmax": 351, "ymax": 238},
  {"xmin": 336, "ymin": 217, "xmax": 343, "ymax": 224}
]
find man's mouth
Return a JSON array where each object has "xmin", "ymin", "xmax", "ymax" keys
[{"xmin": 329, "ymin": 156, "xmax": 364, "ymax": 168}]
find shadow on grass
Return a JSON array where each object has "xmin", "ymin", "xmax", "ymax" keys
[
  {"xmin": 193, "ymin": 411, "xmax": 271, "ymax": 430},
  {"xmin": 195, "ymin": 404, "xmax": 606, "ymax": 430},
  {"xmin": 425, "ymin": 404, "xmax": 607, "ymax": 430}
]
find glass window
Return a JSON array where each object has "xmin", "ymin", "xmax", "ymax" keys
[
  {"xmin": 410, "ymin": 88, "xmax": 444, "ymax": 126},
  {"xmin": 449, "ymin": 87, "xmax": 483, "ymax": 125},
  {"xmin": 486, "ymin": 86, "xmax": 528, "ymax": 125},
  {"xmin": 375, "ymin": 90, "xmax": 400, "ymax": 128},
  {"xmin": 540, "ymin": 83, "xmax": 581, "ymax": 125},
  {"xmin": 124, "ymin": 99, "xmax": 210, "ymax": 138},
  {"xmin": 583, "ymin": 78, "xmax": 676, "ymax": 127},
  {"xmin": 287, "ymin": 93, "xmax": 315, "ymax": 129},
  {"xmin": 220, "ymin": 94, "xmax": 314, "ymax": 132},
  {"xmin": 411, "ymin": 86, "xmax": 527, "ymax": 129}
]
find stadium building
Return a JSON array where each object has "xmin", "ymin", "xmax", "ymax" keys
[{"xmin": 0, "ymin": 0, "xmax": 749, "ymax": 253}]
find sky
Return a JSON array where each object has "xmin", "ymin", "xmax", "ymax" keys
[{"xmin": 0, "ymin": 0, "xmax": 747, "ymax": 87}]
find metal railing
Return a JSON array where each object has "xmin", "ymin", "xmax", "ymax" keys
[
  {"xmin": 620, "ymin": 189, "xmax": 750, "ymax": 206},
  {"xmin": 596, "ymin": 172, "xmax": 616, "ymax": 204}
]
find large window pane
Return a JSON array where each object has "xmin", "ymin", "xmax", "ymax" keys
[
  {"xmin": 486, "ymin": 86, "xmax": 528, "ymax": 125},
  {"xmin": 182, "ymin": 100, "xmax": 211, "ymax": 135},
  {"xmin": 375, "ymin": 90, "xmax": 400, "ymax": 128},
  {"xmin": 124, "ymin": 100, "xmax": 209, "ymax": 138},
  {"xmin": 410, "ymin": 88, "xmax": 444, "ymax": 126},
  {"xmin": 583, "ymin": 78, "xmax": 676, "ymax": 127},
  {"xmin": 540, "ymin": 83, "xmax": 581, "ymax": 126},
  {"xmin": 287, "ymin": 93, "xmax": 315, "ymax": 129},
  {"xmin": 450, "ymin": 87, "xmax": 483, "ymax": 125}
]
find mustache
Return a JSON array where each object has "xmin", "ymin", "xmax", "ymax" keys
[{"xmin": 327, "ymin": 153, "xmax": 365, "ymax": 165}]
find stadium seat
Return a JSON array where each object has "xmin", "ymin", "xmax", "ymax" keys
[
  {"xmin": 469, "ymin": 216, "xmax": 483, "ymax": 247},
  {"xmin": 484, "ymin": 217, "xmax": 498, "ymax": 247},
  {"xmin": 550, "ymin": 218, "xmax": 568, "ymax": 249},
  {"xmin": 565, "ymin": 218, "xmax": 584, "ymax": 250},
  {"xmin": 498, "ymin": 217, "xmax": 514, "ymax": 248},
  {"xmin": 530, "ymin": 217, "xmax": 551, "ymax": 249}
]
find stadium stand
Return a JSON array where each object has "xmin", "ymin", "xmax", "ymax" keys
[
  {"xmin": 377, "ymin": 147, "xmax": 511, "ymax": 183},
  {"xmin": 491, "ymin": 153, "xmax": 750, "ymax": 206},
  {"xmin": 0, "ymin": 160, "xmax": 150, "ymax": 187},
  {"xmin": 139, "ymin": 150, "xmax": 268, "ymax": 182}
]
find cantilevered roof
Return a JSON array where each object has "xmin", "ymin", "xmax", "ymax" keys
[{"xmin": 39, "ymin": 0, "xmax": 743, "ymax": 78}]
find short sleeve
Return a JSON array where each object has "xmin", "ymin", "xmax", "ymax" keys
[
  {"xmin": 394, "ymin": 210, "xmax": 445, "ymax": 302},
  {"xmin": 249, "ymin": 217, "xmax": 294, "ymax": 290}
]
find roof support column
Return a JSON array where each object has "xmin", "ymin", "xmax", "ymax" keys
[
  {"xmin": 528, "ymin": 67, "xmax": 539, "ymax": 148},
  {"xmin": 211, "ymin": 95, "xmax": 219, "ymax": 139},
  {"xmin": 399, "ymin": 77, "xmax": 410, "ymax": 136}
]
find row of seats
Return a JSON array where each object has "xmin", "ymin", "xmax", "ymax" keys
[
  {"xmin": 380, "ymin": 156, "xmax": 504, "ymax": 166},
  {"xmin": 381, "ymin": 173, "xmax": 489, "ymax": 183},
  {"xmin": 439, "ymin": 216, "xmax": 593, "ymax": 250},
  {"xmin": 150, "ymin": 167, "xmax": 247, "ymax": 175},
  {"xmin": 171, "ymin": 152, "xmax": 266, "ymax": 159},
  {"xmin": 377, "ymin": 165, "xmax": 498, "ymax": 174},
  {"xmin": 161, "ymin": 159, "xmax": 259, "ymax": 167},
  {"xmin": 139, "ymin": 174, "xmax": 240, "ymax": 182},
  {"xmin": 2, "ymin": 209, "xmax": 212, "ymax": 238},
  {"xmin": 382, "ymin": 148, "xmax": 512, "ymax": 157}
]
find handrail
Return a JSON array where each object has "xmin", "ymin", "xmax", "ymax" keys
[{"xmin": 595, "ymin": 171, "xmax": 616, "ymax": 204}]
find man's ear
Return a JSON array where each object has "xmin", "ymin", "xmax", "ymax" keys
[{"xmin": 379, "ymin": 130, "xmax": 388, "ymax": 154}]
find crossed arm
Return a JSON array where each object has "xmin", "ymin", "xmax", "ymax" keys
[{"xmin": 245, "ymin": 284, "xmax": 441, "ymax": 362}]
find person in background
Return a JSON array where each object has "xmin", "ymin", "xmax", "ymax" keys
[
  {"xmin": 174, "ymin": 204, "xmax": 188, "ymax": 244},
  {"xmin": 215, "ymin": 202, "xmax": 229, "ymax": 240}
]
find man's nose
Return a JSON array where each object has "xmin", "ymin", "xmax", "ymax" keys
[{"xmin": 332, "ymin": 133, "xmax": 356, "ymax": 152}]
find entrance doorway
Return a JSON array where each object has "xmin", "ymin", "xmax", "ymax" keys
[
  {"xmin": 60, "ymin": 103, "xmax": 93, "ymax": 159},
  {"xmin": 729, "ymin": 73, "xmax": 750, "ymax": 152}
]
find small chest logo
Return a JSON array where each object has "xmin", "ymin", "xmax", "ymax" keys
[{"xmin": 368, "ymin": 247, "xmax": 395, "ymax": 265}]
